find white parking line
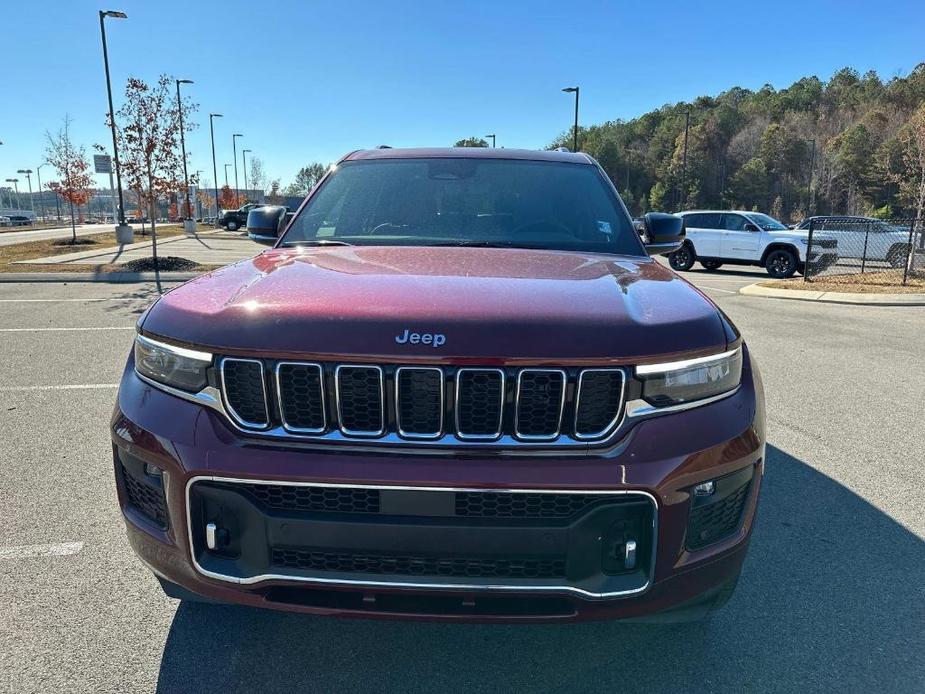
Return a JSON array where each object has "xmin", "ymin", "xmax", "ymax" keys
[
  {"xmin": 0, "ymin": 326, "xmax": 134, "ymax": 332},
  {"xmin": 697, "ymin": 285, "xmax": 738, "ymax": 294},
  {"xmin": 0, "ymin": 384, "xmax": 119, "ymax": 392},
  {"xmin": 0, "ymin": 542, "xmax": 84, "ymax": 560}
]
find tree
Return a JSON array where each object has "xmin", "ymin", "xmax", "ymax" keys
[
  {"xmin": 284, "ymin": 163, "xmax": 327, "ymax": 196},
  {"xmin": 648, "ymin": 182, "xmax": 668, "ymax": 211},
  {"xmin": 44, "ymin": 115, "xmax": 94, "ymax": 243},
  {"xmin": 218, "ymin": 185, "xmax": 243, "ymax": 209},
  {"xmin": 248, "ymin": 157, "xmax": 266, "ymax": 194},
  {"xmin": 895, "ymin": 104, "xmax": 925, "ymax": 220},
  {"xmin": 454, "ymin": 137, "xmax": 489, "ymax": 147},
  {"xmin": 112, "ymin": 74, "xmax": 198, "ymax": 266}
]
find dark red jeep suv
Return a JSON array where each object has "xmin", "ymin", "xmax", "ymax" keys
[{"xmin": 112, "ymin": 147, "xmax": 765, "ymax": 622}]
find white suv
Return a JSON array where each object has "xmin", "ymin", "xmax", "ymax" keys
[{"xmin": 669, "ymin": 210, "xmax": 839, "ymax": 278}]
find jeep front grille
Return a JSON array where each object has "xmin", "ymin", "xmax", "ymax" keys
[{"xmin": 217, "ymin": 361, "xmax": 626, "ymax": 447}]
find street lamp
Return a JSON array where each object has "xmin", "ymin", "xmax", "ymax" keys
[
  {"xmin": 194, "ymin": 170, "xmax": 203, "ymax": 219},
  {"xmin": 16, "ymin": 169, "xmax": 34, "ymax": 220},
  {"xmin": 485, "ymin": 134, "xmax": 496, "ymax": 148},
  {"xmin": 36, "ymin": 163, "xmax": 47, "ymax": 222},
  {"xmin": 242, "ymin": 149, "xmax": 252, "ymax": 199},
  {"xmin": 232, "ymin": 133, "xmax": 243, "ymax": 202},
  {"xmin": 561, "ymin": 86, "xmax": 580, "ymax": 152},
  {"xmin": 224, "ymin": 164, "xmax": 231, "ymax": 187},
  {"xmin": 175, "ymin": 78, "xmax": 195, "ymax": 230},
  {"xmin": 5, "ymin": 179, "xmax": 20, "ymax": 209},
  {"xmin": 209, "ymin": 113, "xmax": 223, "ymax": 223},
  {"xmin": 99, "ymin": 9, "xmax": 129, "ymax": 234}
]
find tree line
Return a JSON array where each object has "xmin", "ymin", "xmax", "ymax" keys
[{"xmin": 550, "ymin": 65, "xmax": 925, "ymax": 221}]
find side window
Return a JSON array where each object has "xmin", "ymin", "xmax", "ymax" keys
[
  {"xmin": 722, "ymin": 214, "xmax": 748, "ymax": 231},
  {"xmin": 682, "ymin": 214, "xmax": 703, "ymax": 228},
  {"xmin": 698, "ymin": 213, "xmax": 722, "ymax": 229}
]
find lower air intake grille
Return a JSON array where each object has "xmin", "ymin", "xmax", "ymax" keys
[
  {"xmin": 575, "ymin": 370, "xmax": 625, "ymax": 438},
  {"xmin": 456, "ymin": 369, "xmax": 504, "ymax": 438},
  {"xmin": 455, "ymin": 491, "xmax": 611, "ymax": 519},
  {"xmin": 243, "ymin": 484, "xmax": 381, "ymax": 513},
  {"xmin": 122, "ymin": 465, "xmax": 169, "ymax": 529},
  {"xmin": 687, "ymin": 480, "xmax": 751, "ymax": 549},
  {"xmin": 221, "ymin": 358, "xmax": 269, "ymax": 428},
  {"xmin": 271, "ymin": 548, "xmax": 566, "ymax": 579}
]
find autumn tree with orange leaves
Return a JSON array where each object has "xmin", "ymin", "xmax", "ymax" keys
[
  {"xmin": 45, "ymin": 115, "xmax": 94, "ymax": 243},
  {"xmin": 111, "ymin": 75, "xmax": 197, "ymax": 265},
  {"xmin": 218, "ymin": 185, "xmax": 246, "ymax": 210}
]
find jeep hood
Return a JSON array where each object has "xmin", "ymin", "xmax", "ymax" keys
[{"xmin": 141, "ymin": 246, "xmax": 729, "ymax": 361}]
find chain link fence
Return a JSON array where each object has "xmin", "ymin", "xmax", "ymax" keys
[{"xmin": 804, "ymin": 218, "xmax": 924, "ymax": 287}]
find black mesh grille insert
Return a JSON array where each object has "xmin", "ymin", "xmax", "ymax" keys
[
  {"xmin": 397, "ymin": 368, "xmax": 442, "ymax": 436},
  {"xmin": 121, "ymin": 465, "xmax": 169, "ymax": 529},
  {"xmin": 687, "ymin": 481, "xmax": 751, "ymax": 549},
  {"xmin": 222, "ymin": 359, "xmax": 268, "ymax": 427},
  {"xmin": 271, "ymin": 548, "xmax": 566, "ymax": 579},
  {"xmin": 277, "ymin": 363, "xmax": 325, "ymax": 432},
  {"xmin": 336, "ymin": 367, "xmax": 384, "ymax": 434},
  {"xmin": 575, "ymin": 370, "xmax": 625, "ymax": 438},
  {"xmin": 516, "ymin": 370, "xmax": 565, "ymax": 438},
  {"xmin": 456, "ymin": 369, "xmax": 503, "ymax": 437},
  {"xmin": 243, "ymin": 484, "xmax": 381, "ymax": 513},
  {"xmin": 455, "ymin": 491, "xmax": 611, "ymax": 518}
]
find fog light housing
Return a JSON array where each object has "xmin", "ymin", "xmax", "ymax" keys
[{"xmin": 144, "ymin": 463, "xmax": 162, "ymax": 477}]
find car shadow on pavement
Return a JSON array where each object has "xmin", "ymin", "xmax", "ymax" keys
[{"xmin": 155, "ymin": 445, "xmax": 924, "ymax": 694}]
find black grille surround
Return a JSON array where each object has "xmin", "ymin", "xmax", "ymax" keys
[{"xmin": 216, "ymin": 360, "xmax": 628, "ymax": 447}]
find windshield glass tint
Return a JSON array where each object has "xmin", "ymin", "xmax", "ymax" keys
[
  {"xmin": 744, "ymin": 213, "xmax": 788, "ymax": 231},
  {"xmin": 281, "ymin": 159, "xmax": 641, "ymax": 254}
]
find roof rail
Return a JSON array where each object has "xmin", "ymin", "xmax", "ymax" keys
[{"xmin": 554, "ymin": 146, "xmax": 570, "ymax": 153}]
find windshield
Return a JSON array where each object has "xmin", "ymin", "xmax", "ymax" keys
[
  {"xmin": 744, "ymin": 213, "xmax": 788, "ymax": 231},
  {"xmin": 280, "ymin": 158, "xmax": 642, "ymax": 255}
]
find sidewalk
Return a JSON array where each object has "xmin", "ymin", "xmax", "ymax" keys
[
  {"xmin": 16, "ymin": 230, "xmax": 263, "ymax": 267},
  {"xmin": 739, "ymin": 283, "xmax": 925, "ymax": 306}
]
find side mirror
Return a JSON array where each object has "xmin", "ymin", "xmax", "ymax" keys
[
  {"xmin": 247, "ymin": 205, "xmax": 288, "ymax": 246},
  {"xmin": 643, "ymin": 212, "xmax": 685, "ymax": 256}
]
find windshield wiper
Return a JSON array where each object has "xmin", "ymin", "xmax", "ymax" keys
[
  {"xmin": 425, "ymin": 240, "xmax": 520, "ymax": 248},
  {"xmin": 282, "ymin": 239, "xmax": 354, "ymax": 247}
]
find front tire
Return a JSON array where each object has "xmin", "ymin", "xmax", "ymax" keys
[
  {"xmin": 887, "ymin": 245, "xmax": 909, "ymax": 268},
  {"xmin": 226, "ymin": 220, "xmax": 239, "ymax": 231},
  {"xmin": 700, "ymin": 260, "xmax": 723, "ymax": 271},
  {"xmin": 765, "ymin": 248, "xmax": 798, "ymax": 278},
  {"xmin": 669, "ymin": 244, "xmax": 696, "ymax": 271}
]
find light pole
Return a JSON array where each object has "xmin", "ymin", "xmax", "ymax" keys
[
  {"xmin": 485, "ymin": 134, "xmax": 496, "ymax": 148},
  {"xmin": 680, "ymin": 110, "xmax": 690, "ymax": 209},
  {"xmin": 36, "ymin": 163, "xmax": 47, "ymax": 221},
  {"xmin": 175, "ymin": 78, "xmax": 195, "ymax": 231},
  {"xmin": 99, "ymin": 9, "xmax": 129, "ymax": 236},
  {"xmin": 209, "ymin": 113, "xmax": 222, "ymax": 223},
  {"xmin": 232, "ymin": 133, "xmax": 243, "ymax": 203},
  {"xmin": 242, "ymin": 149, "xmax": 251, "ymax": 199},
  {"xmin": 224, "ymin": 164, "xmax": 231, "ymax": 187},
  {"xmin": 806, "ymin": 138, "xmax": 816, "ymax": 215},
  {"xmin": 5, "ymin": 179, "xmax": 20, "ymax": 209},
  {"xmin": 561, "ymin": 86, "xmax": 579, "ymax": 152},
  {"xmin": 17, "ymin": 170, "xmax": 34, "ymax": 221},
  {"xmin": 194, "ymin": 169, "xmax": 203, "ymax": 219}
]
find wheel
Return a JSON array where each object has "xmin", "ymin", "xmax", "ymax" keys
[
  {"xmin": 700, "ymin": 260, "xmax": 723, "ymax": 271},
  {"xmin": 887, "ymin": 245, "xmax": 909, "ymax": 268},
  {"xmin": 226, "ymin": 220, "xmax": 239, "ymax": 231},
  {"xmin": 765, "ymin": 248, "xmax": 798, "ymax": 278},
  {"xmin": 669, "ymin": 244, "xmax": 696, "ymax": 271}
]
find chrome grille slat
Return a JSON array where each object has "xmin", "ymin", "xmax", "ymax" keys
[
  {"xmin": 335, "ymin": 365, "xmax": 385, "ymax": 436},
  {"xmin": 514, "ymin": 369, "xmax": 566, "ymax": 440},
  {"xmin": 395, "ymin": 367, "xmax": 444, "ymax": 439},
  {"xmin": 455, "ymin": 368, "xmax": 505, "ymax": 440}
]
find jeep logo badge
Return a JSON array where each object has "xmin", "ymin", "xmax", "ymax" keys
[{"xmin": 395, "ymin": 329, "xmax": 446, "ymax": 348}]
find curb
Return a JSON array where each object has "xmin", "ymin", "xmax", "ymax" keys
[
  {"xmin": 0, "ymin": 272, "xmax": 201, "ymax": 283},
  {"xmin": 739, "ymin": 283, "xmax": 925, "ymax": 306}
]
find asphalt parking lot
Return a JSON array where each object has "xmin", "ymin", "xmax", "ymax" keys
[{"xmin": 1, "ymin": 268, "xmax": 923, "ymax": 693}]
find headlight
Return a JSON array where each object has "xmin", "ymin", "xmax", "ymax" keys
[
  {"xmin": 134, "ymin": 334, "xmax": 212, "ymax": 392},
  {"xmin": 636, "ymin": 348, "xmax": 742, "ymax": 407}
]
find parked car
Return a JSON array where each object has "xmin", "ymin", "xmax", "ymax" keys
[
  {"xmin": 114, "ymin": 147, "xmax": 765, "ymax": 623},
  {"xmin": 219, "ymin": 203, "xmax": 263, "ymax": 231},
  {"xmin": 0, "ymin": 216, "xmax": 11, "ymax": 227},
  {"xmin": 7, "ymin": 215, "xmax": 32, "ymax": 227},
  {"xmin": 793, "ymin": 216, "xmax": 912, "ymax": 267},
  {"xmin": 670, "ymin": 210, "xmax": 838, "ymax": 278}
]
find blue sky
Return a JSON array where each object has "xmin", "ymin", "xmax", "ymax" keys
[{"xmin": 2, "ymin": 0, "xmax": 924, "ymax": 190}]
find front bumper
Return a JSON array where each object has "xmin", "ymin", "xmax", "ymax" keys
[{"xmin": 111, "ymin": 349, "xmax": 766, "ymax": 622}]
